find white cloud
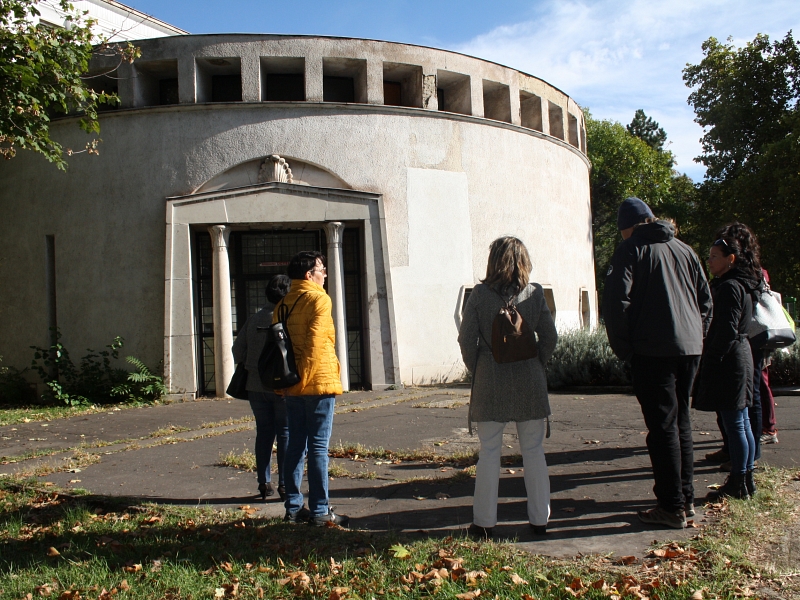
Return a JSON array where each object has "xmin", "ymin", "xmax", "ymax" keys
[{"xmin": 455, "ymin": 0, "xmax": 800, "ymax": 182}]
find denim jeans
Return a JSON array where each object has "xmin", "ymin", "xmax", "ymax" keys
[
  {"xmin": 631, "ymin": 354, "xmax": 700, "ymax": 512},
  {"xmin": 284, "ymin": 395, "xmax": 336, "ymax": 517},
  {"xmin": 473, "ymin": 420, "xmax": 550, "ymax": 528},
  {"xmin": 719, "ymin": 342, "xmax": 763, "ymax": 460},
  {"xmin": 248, "ymin": 392, "xmax": 288, "ymax": 486},
  {"xmin": 718, "ymin": 408, "xmax": 755, "ymax": 475}
]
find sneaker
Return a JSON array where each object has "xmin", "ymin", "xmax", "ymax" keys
[
  {"xmin": 309, "ymin": 508, "xmax": 350, "ymax": 528},
  {"xmin": 283, "ymin": 506, "xmax": 311, "ymax": 523},
  {"xmin": 638, "ymin": 506, "xmax": 686, "ymax": 529},
  {"xmin": 684, "ymin": 502, "xmax": 695, "ymax": 518},
  {"xmin": 705, "ymin": 448, "xmax": 729, "ymax": 463},
  {"xmin": 760, "ymin": 432, "xmax": 779, "ymax": 444}
]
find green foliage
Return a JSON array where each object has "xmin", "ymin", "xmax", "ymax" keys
[
  {"xmin": 626, "ymin": 108, "xmax": 668, "ymax": 153},
  {"xmin": 29, "ymin": 329, "xmax": 164, "ymax": 406},
  {"xmin": 0, "ymin": 356, "xmax": 36, "ymax": 405},
  {"xmin": 585, "ymin": 110, "xmax": 695, "ymax": 295},
  {"xmin": 0, "ymin": 0, "xmax": 139, "ymax": 169},
  {"xmin": 684, "ymin": 32, "xmax": 800, "ymax": 298},
  {"xmin": 546, "ymin": 326, "xmax": 630, "ymax": 389},
  {"xmin": 768, "ymin": 343, "xmax": 800, "ymax": 387}
]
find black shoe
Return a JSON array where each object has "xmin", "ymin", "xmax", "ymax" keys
[
  {"xmin": 684, "ymin": 501, "xmax": 695, "ymax": 518},
  {"xmin": 530, "ymin": 524, "xmax": 547, "ymax": 536},
  {"xmin": 283, "ymin": 506, "xmax": 311, "ymax": 523},
  {"xmin": 467, "ymin": 524, "xmax": 492, "ymax": 539},
  {"xmin": 258, "ymin": 482, "xmax": 274, "ymax": 500},
  {"xmin": 707, "ymin": 473, "xmax": 749, "ymax": 501},
  {"xmin": 745, "ymin": 469, "xmax": 757, "ymax": 497},
  {"xmin": 277, "ymin": 485, "xmax": 286, "ymax": 501},
  {"xmin": 309, "ymin": 508, "xmax": 349, "ymax": 528},
  {"xmin": 638, "ymin": 506, "xmax": 686, "ymax": 529},
  {"xmin": 705, "ymin": 448, "xmax": 729, "ymax": 463}
]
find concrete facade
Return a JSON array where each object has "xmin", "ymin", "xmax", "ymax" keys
[{"xmin": 0, "ymin": 34, "xmax": 595, "ymax": 397}]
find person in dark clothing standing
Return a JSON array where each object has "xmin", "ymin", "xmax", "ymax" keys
[
  {"xmin": 602, "ymin": 197, "xmax": 712, "ymax": 529},
  {"xmin": 693, "ymin": 223, "xmax": 761, "ymax": 500}
]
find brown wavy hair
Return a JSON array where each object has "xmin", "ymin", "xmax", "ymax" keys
[{"xmin": 481, "ymin": 236, "xmax": 532, "ymax": 292}]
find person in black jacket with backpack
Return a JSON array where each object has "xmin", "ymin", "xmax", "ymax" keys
[{"xmin": 602, "ymin": 197, "xmax": 712, "ymax": 529}]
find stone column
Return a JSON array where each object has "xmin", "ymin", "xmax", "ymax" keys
[
  {"xmin": 208, "ymin": 225, "xmax": 235, "ymax": 397},
  {"xmin": 324, "ymin": 222, "xmax": 350, "ymax": 391}
]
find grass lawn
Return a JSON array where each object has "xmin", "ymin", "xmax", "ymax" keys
[{"xmin": 1, "ymin": 468, "xmax": 798, "ymax": 599}]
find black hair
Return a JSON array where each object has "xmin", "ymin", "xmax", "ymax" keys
[
  {"xmin": 266, "ymin": 274, "xmax": 291, "ymax": 304},
  {"xmin": 286, "ymin": 251, "xmax": 325, "ymax": 280},
  {"xmin": 713, "ymin": 222, "xmax": 762, "ymax": 279}
]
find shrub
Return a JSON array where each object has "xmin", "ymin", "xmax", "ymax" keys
[
  {"xmin": 0, "ymin": 356, "xmax": 36, "ymax": 405},
  {"xmin": 546, "ymin": 326, "xmax": 630, "ymax": 389},
  {"xmin": 767, "ymin": 342, "xmax": 800, "ymax": 387}
]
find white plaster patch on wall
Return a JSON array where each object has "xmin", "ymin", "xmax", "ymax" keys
[{"xmin": 391, "ymin": 168, "xmax": 473, "ymax": 385}]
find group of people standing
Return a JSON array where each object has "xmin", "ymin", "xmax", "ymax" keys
[{"xmin": 233, "ymin": 197, "xmax": 781, "ymax": 536}]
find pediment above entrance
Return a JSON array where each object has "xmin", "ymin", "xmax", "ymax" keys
[{"xmin": 195, "ymin": 155, "xmax": 351, "ymax": 194}]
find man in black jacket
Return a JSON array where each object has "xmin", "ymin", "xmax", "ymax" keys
[{"xmin": 602, "ymin": 197, "xmax": 712, "ymax": 529}]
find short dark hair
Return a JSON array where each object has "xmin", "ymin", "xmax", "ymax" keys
[
  {"xmin": 266, "ymin": 274, "xmax": 291, "ymax": 304},
  {"xmin": 287, "ymin": 251, "xmax": 325, "ymax": 280}
]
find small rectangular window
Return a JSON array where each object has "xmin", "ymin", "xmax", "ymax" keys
[
  {"xmin": 548, "ymin": 101, "xmax": 564, "ymax": 140},
  {"xmin": 482, "ymin": 80, "xmax": 511, "ymax": 123},
  {"xmin": 383, "ymin": 81, "xmax": 402, "ymax": 106},
  {"xmin": 135, "ymin": 59, "xmax": 179, "ymax": 107},
  {"xmin": 196, "ymin": 57, "xmax": 242, "ymax": 103},
  {"xmin": 520, "ymin": 90, "xmax": 542, "ymax": 131},
  {"xmin": 260, "ymin": 57, "xmax": 305, "ymax": 101},
  {"xmin": 323, "ymin": 57, "xmax": 366, "ymax": 103},
  {"xmin": 383, "ymin": 62, "xmax": 423, "ymax": 107},
  {"xmin": 568, "ymin": 113, "xmax": 579, "ymax": 148},
  {"xmin": 436, "ymin": 70, "xmax": 471, "ymax": 115}
]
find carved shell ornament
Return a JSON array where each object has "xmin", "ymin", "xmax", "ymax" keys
[{"xmin": 258, "ymin": 155, "xmax": 293, "ymax": 183}]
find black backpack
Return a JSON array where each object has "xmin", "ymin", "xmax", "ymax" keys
[
  {"xmin": 490, "ymin": 288, "xmax": 538, "ymax": 363},
  {"xmin": 257, "ymin": 292, "xmax": 308, "ymax": 390}
]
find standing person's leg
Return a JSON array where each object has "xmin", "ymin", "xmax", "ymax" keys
[
  {"xmin": 272, "ymin": 395, "xmax": 289, "ymax": 494},
  {"xmin": 304, "ymin": 395, "xmax": 336, "ymax": 518},
  {"xmin": 248, "ymin": 392, "xmax": 275, "ymax": 490},
  {"xmin": 516, "ymin": 419, "xmax": 549, "ymax": 530},
  {"xmin": 473, "ymin": 421, "xmax": 505, "ymax": 530},
  {"xmin": 283, "ymin": 397, "xmax": 309, "ymax": 519},
  {"xmin": 761, "ymin": 366, "xmax": 778, "ymax": 440},
  {"xmin": 675, "ymin": 356, "xmax": 700, "ymax": 510},
  {"xmin": 714, "ymin": 409, "xmax": 750, "ymax": 499},
  {"xmin": 630, "ymin": 355, "xmax": 686, "ymax": 527}
]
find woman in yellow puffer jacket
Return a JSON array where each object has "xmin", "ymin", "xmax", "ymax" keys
[{"xmin": 275, "ymin": 251, "xmax": 348, "ymax": 528}]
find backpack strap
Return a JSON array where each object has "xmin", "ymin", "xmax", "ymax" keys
[{"xmin": 275, "ymin": 292, "xmax": 310, "ymax": 324}]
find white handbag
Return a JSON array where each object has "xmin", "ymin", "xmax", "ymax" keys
[{"xmin": 748, "ymin": 286, "xmax": 797, "ymax": 349}]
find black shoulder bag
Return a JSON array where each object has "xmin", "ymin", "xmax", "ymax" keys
[{"xmin": 257, "ymin": 292, "xmax": 309, "ymax": 390}]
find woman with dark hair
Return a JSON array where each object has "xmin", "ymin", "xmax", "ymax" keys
[
  {"xmin": 232, "ymin": 274, "xmax": 291, "ymax": 501},
  {"xmin": 458, "ymin": 236, "xmax": 558, "ymax": 538},
  {"xmin": 694, "ymin": 222, "xmax": 762, "ymax": 500}
]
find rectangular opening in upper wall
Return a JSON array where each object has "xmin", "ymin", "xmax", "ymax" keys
[
  {"xmin": 548, "ymin": 101, "xmax": 564, "ymax": 140},
  {"xmin": 382, "ymin": 62, "xmax": 423, "ymax": 107},
  {"xmin": 85, "ymin": 73, "xmax": 119, "ymax": 111},
  {"xmin": 519, "ymin": 90, "xmax": 542, "ymax": 131},
  {"xmin": 482, "ymin": 80, "xmax": 511, "ymax": 123},
  {"xmin": 134, "ymin": 59, "xmax": 179, "ymax": 107},
  {"xmin": 436, "ymin": 70, "xmax": 471, "ymax": 115},
  {"xmin": 568, "ymin": 113, "xmax": 579, "ymax": 148},
  {"xmin": 580, "ymin": 288, "xmax": 591, "ymax": 329},
  {"xmin": 196, "ymin": 57, "xmax": 242, "ymax": 103},
  {"xmin": 323, "ymin": 57, "xmax": 366, "ymax": 103},
  {"xmin": 260, "ymin": 57, "xmax": 305, "ymax": 101}
]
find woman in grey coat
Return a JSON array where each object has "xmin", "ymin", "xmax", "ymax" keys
[
  {"xmin": 232, "ymin": 274, "xmax": 291, "ymax": 501},
  {"xmin": 458, "ymin": 236, "xmax": 558, "ymax": 538}
]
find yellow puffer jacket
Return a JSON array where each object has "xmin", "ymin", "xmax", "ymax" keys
[{"xmin": 273, "ymin": 279, "xmax": 343, "ymax": 396}]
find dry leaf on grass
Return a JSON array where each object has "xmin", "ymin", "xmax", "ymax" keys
[
  {"xmin": 46, "ymin": 547, "xmax": 60, "ymax": 557},
  {"xmin": 122, "ymin": 563, "xmax": 142, "ymax": 573},
  {"xmin": 510, "ymin": 573, "xmax": 528, "ymax": 585},
  {"xmin": 119, "ymin": 580, "xmax": 130, "ymax": 591},
  {"xmin": 455, "ymin": 590, "xmax": 481, "ymax": 600},
  {"xmin": 327, "ymin": 587, "xmax": 350, "ymax": 600}
]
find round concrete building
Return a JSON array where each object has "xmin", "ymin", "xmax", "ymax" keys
[{"xmin": 0, "ymin": 34, "xmax": 595, "ymax": 398}]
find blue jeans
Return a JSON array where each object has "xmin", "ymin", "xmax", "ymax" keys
[
  {"xmin": 284, "ymin": 395, "xmax": 336, "ymax": 517},
  {"xmin": 719, "ymin": 408, "xmax": 755, "ymax": 475},
  {"xmin": 248, "ymin": 392, "xmax": 289, "ymax": 486}
]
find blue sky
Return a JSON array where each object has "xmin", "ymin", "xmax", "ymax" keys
[{"xmin": 126, "ymin": 0, "xmax": 800, "ymax": 182}]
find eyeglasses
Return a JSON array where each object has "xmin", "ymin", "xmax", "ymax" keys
[{"xmin": 311, "ymin": 266, "xmax": 327, "ymax": 274}]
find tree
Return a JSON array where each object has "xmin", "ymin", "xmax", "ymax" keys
[
  {"xmin": 585, "ymin": 110, "xmax": 688, "ymax": 296},
  {"xmin": 627, "ymin": 109, "xmax": 668, "ymax": 153},
  {"xmin": 0, "ymin": 0, "xmax": 138, "ymax": 170},
  {"xmin": 684, "ymin": 32, "xmax": 800, "ymax": 298}
]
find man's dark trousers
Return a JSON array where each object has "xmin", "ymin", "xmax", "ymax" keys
[{"xmin": 631, "ymin": 354, "xmax": 701, "ymax": 512}]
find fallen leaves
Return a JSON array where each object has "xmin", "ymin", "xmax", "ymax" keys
[
  {"xmin": 390, "ymin": 544, "xmax": 411, "ymax": 558},
  {"xmin": 46, "ymin": 547, "xmax": 60, "ymax": 557}
]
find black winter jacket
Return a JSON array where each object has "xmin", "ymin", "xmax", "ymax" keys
[
  {"xmin": 692, "ymin": 268, "xmax": 759, "ymax": 412},
  {"xmin": 602, "ymin": 221, "xmax": 712, "ymax": 361}
]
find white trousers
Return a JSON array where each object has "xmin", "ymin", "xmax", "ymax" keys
[{"xmin": 473, "ymin": 419, "xmax": 550, "ymax": 528}]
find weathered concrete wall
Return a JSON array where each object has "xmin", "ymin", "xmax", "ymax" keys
[{"xmin": 0, "ymin": 34, "xmax": 593, "ymax": 391}]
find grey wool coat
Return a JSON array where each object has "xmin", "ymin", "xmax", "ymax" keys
[
  {"xmin": 458, "ymin": 283, "xmax": 558, "ymax": 425},
  {"xmin": 231, "ymin": 302, "xmax": 276, "ymax": 393}
]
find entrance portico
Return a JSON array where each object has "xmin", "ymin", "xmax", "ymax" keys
[{"xmin": 164, "ymin": 182, "xmax": 400, "ymax": 399}]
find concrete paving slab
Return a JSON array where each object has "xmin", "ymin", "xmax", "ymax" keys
[{"xmin": 3, "ymin": 389, "xmax": 795, "ymax": 559}]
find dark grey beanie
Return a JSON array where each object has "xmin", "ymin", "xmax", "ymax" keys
[{"xmin": 617, "ymin": 197, "xmax": 654, "ymax": 231}]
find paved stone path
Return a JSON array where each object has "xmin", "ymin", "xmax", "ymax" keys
[{"xmin": 1, "ymin": 388, "xmax": 797, "ymax": 558}]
